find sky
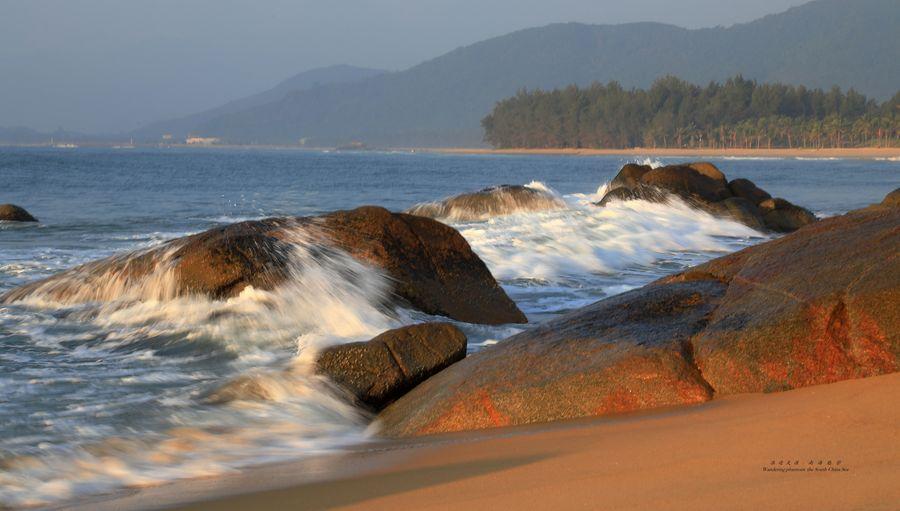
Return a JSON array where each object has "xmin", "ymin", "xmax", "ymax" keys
[{"xmin": 0, "ymin": 0, "xmax": 810, "ymax": 134}]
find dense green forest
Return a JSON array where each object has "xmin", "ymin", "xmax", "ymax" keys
[{"xmin": 482, "ymin": 76, "xmax": 900, "ymax": 149}]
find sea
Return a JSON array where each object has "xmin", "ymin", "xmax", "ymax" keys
[{"xmin": 1, "ymin": 147, "xmax": 897, "ymax": 507}]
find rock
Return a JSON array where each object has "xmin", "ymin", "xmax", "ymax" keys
[
  {"xmin": 759, "ymin": 198, "xmax": 817, "ymax": 232},
  {"xmin": 688, "ymin": 162, "xmax": 727, "ymax": 184},
  {"xmin": 881, "ymin": 187, "xmax": 900, "ymax": 207},
  {"xmin": 2, "ymin": 206, "xmax": 526, "ymax": 325},
  {"xmin": 661, "ymin": 205, "xmax": 899, "ymax": 395},
  {"xmin": 640, "ymin": 165, "xmax": 733, "ymax": 203},
  {"xmin": 705, "ymin": 197, "xmax": 766, "ymax": 231},
  {"xmin": 594, "ymin": 184, "xmax": 667, "ymax": 206},
  {"xmin": 728, "ymin": 178, "xmax": 771, "ymax": 205},
  {"xmin": 608, "ymin": 163, "xmax": 652, "ymax": 191},
  {"xmin": 378, "ymin": 204, "xmax": 899, "ymax": 437},
  {"xmin": 597, "ymin": 163, "xmax": 813, "ymax": 233},
  {"xmin": 376, "ymin": 281, "xmax": 722, "ymax": 437},
  {"xmin": 318, "ymin": 207, "xmax": 527, "ymax": 324},
  {"xmin": 0, "ymin": 204, "xmax": 38, "ymax": 222},
  {"xmin": 405, "ymin": 184, "xmax": 565, "ymax": 222},
  {"xmin": 316, "ymin": 323, "xmax": 468, "ymax": 410}
]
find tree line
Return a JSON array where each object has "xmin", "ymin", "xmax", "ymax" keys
[{"xmin": 481, "ymin": 76, "xmax": 899, "ymax": 149}]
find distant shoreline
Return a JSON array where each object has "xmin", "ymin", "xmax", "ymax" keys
[{"xmin": 431, "ymin": 147, "xmax": 900, "ymax": 159}]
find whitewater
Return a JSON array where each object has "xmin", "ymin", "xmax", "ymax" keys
[{"xmin": 2, "ymin": 148, "xmax": 897, "ymax": 507}]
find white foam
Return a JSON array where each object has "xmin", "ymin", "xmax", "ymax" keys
[{"xmin": 457, "ymin": 194, "xmax": 762, "ymax": 282}]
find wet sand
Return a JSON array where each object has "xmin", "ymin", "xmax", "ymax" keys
[
  {"xmin": 433, "ymin": 147, "xmax": 900, "ymax": 159},
  {"xmin": 74, "ymin": 371, "xmax": 900, "ymax": 511}
]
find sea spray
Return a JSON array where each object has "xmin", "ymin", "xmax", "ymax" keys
[{"xmin": 0, "ymin": 228, "xmax": 403, "ymax": 507}]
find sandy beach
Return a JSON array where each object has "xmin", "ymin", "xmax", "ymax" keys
[
  {"xmin": 433, "ymin": 147, "xmax": 900, "ymax": 159},
  {"xmin": 71, "ymin": 372, "xmax": 899, "ymax": 511}
]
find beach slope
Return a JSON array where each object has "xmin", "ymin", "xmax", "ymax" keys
[{"xmin": 84, "ymin": 371, "xmax": 899, "ymax": 511}]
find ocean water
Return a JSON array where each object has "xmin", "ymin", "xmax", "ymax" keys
[{"xmin": 1, "ymin": 147, "xmax": 897, "ymax": 507}]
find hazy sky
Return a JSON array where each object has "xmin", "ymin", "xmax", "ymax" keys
[{"xmin": 0, "ymin": 0, "xmax": 810, "ymax": 134}]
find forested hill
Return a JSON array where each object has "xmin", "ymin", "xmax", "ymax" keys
[
  {"xmin": 482, "ymin": 76, "xmax": 900, "ymax": 149},
  {"xmin": 153, "ymin": 0, "xmax": 898, "ymax": 147}
]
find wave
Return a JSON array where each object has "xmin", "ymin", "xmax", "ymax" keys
[
  {"xmin": 0, "ymin": 179, "xmax": 771, "ymax": 507},
  {"xmin": 0, "ymin": 229, "xmax": 403, "ymax": 507},
  {"xmin": 458, "ymin": 194, "xmax": 762, "ymax": 283}
]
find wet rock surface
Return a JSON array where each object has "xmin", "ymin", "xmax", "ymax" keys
[
  {"xmin": 2, "ymin": 206, "xmax": 526, "ymax": 325},
  {"xmin": 316, "ymin": 323, "xmax": 468, "ymax": 410},
  {"xmin": 377, "ymin": 281, "xmax": 722, "ymax": 436},
  {"xmin": 377, "ymin": 198, "xmax": 899, "ymax": 437},
  {"xmin": 0, "ymin": 204, "xmax": 38, "ymax": 222},
  {"xmin": 405, "ymin": 184, "xmax": 566, "ymax": 222},
  {"xmin": 596, "ymin": 162, "xmax": 816, "ymax": 232}
]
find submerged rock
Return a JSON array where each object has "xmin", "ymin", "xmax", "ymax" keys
[
  {"xmin": 1, "ymin": 206, "xmax": 526, "ymax": 325},
  {"xmin": 317, "ymin": 323, "xmax": 467, "ymax": 410},
  {"xmin": 0, "ymin": 204, "xmax": 38, "ymax": 222},
  {"xmin": 406, "ymin": 184, "xmax": 566, "ymax": 222},
  {"xmin": 705, "ymin": 197, "xmax": 766, "ymax": 231},
  {"xmin": 206, "ymin": 323, "xmax": 467, "ymax": 411},
  {"xmin": 758, "ymin": 198, "xmax": 818, "ymax": 232},
  {"xmin": 377, "ymin": 201, "xmax": 898, "ymax": 437},
  {"xmin": 596, "ymin": 162, "xmax": 815, "ymax": 232}
]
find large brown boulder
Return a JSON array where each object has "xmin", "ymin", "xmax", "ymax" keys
[
  {"xmin": 664, "ymin": 206, "xmax": 899, "ymax": 395},
  {"xmin": 377, "ymin": 204, "xmax": 898, "ymax": 437},
  {"xmin": 688, "ymin": 162, "xmax": 728, "ymax": 184},
  {"xmin": 640, "ymin": 164, "xmax": 733, "ymax": 203},
  {"xmin": 316, "ymin": 323, "xmax": 467, "ymax": 410},
  {"xmin": 704, "ymin": 197, "xmax": 766, "ymax": 231},
  {"xmin": 608, "ymin": 163, "xmax": 652, "ymax": 191},
  {"xmin": 2, "ymin": 207, "xmax": 526, "ymax": 325},
  {"xmin": 594, "ymin": 184, "xmax": 667, "ymax": 207},
  {"xmin": 597, "ymin": 162, "xmax": 814, "ymax": 233},
  {"xmin": 405, "ymin": 184, "xmax": 565, "ymax": 222},
  {"xmin": 317, "ymin": 207, "xmax": 526, "ymax": 324},
  {"xmin": 0, "ymin": 204, "xmax": 38, "ymax": 222},
  {"xmin": 728, "ymin": 178, "xmax": 771, "ymax": 205},
  {"xmin": 758, "ymin": 198, "xmax": 817, "ymax": 232},
  {"xmin": 377, "ymin": 281, "xmax": 722, "ymax": 437}
]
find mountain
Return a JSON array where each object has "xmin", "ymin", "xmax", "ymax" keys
[
  {"xmin": 147, "ymin": 0, "xmax": 900, "ymax": 147},
  {"xmin": 133, "ymin": 64, "xmax": 385, "ymax": 140}
]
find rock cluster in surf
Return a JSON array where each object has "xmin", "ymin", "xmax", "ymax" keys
[
  {"xmin": 0, "ymin": 204, "xmax": 38, "ymax": 222},
  {"xmin": 406, "ymin": 184, "xmax": 566, "ymax": 222},
  {"xmin": 1, "ymin": 206, "xmax": 526, "ymax": 325},
  {"xmin": 376, "ymin": 190, "xmax": 899, "ymax": 437},
  {"xmin": 596, "ymin": 162, "xmax": 817, "ymax": 232}
]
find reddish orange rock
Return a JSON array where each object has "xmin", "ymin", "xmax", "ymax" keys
[
  {"xmin": 376, "ymin": 280, "xmax": 722, "ymax": 437},
  {"xmin": 668, "ymin": 205, "xmax": 900, "ymax": 394}
]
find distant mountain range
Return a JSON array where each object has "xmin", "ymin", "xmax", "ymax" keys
[
  {"xmin": 132, "ymin": 65, "xmax": 386, "ymax": 141},
  {"xmin": 129, "ymin": 0, "xmax": 900, "ymax": 147}
]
